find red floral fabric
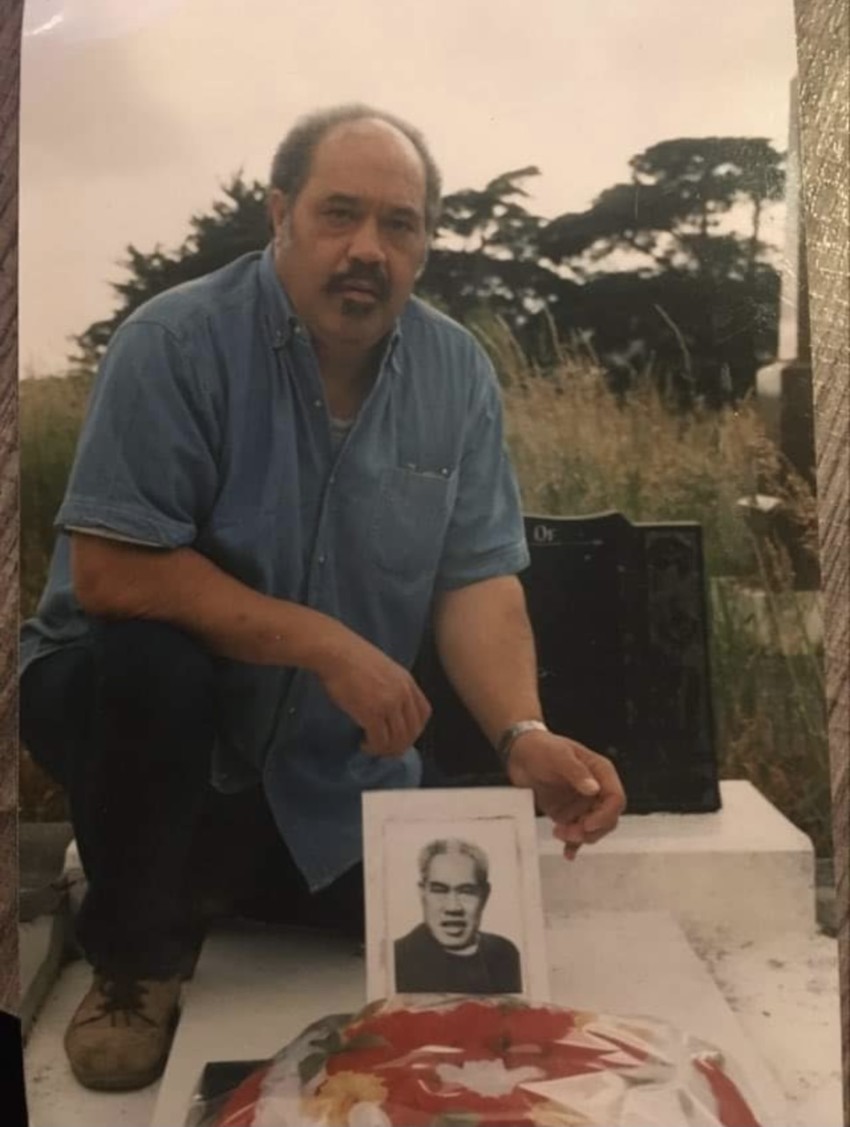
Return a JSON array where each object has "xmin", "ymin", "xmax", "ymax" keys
[{"xmin": 207, "ymin": 996, "xmax": 764, "ymax": 1127}]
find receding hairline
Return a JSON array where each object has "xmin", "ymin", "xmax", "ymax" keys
[
  {"xmin": 316, "ymin": 115, "xmax": 426, "ymax": 159},
  {"xmin": 418, "ymin": 838, "xmax": 490, "ymax": 886},
  {"xmin": 307, "ymin": 117, "xmax": 428, "ymax": 196},
  {"xmin": 269, "ymin": 103, "xmax": 442, "ymax": 233}
]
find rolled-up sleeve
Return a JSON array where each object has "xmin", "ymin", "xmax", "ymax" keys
[
  {"xmin": 56, "ymin": 319, "xmax": 220, "ymax": 548},
  {"xmin": 434, "ymin": 349, "xmax": 530, "ymax": 590}
]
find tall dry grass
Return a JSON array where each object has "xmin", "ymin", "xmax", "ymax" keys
[
  {"xmin": 19, "ymin": 372, "xmax": 94, "ymax": 821},
  {"xmin": 475, "ymin": 315, "xmax": 830, "ymax": 854},
  {"xmin": 19, "ymin": 371, "xmax": 94, "ymax": 620},
  {"xmin": 503, "ymin": 365, "xmax": 763, "ymax": 578}
]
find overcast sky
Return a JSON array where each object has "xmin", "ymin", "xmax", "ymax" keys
[{"xmin": 19, "ymin": 0, "xmax": 798, "ymax": 375}]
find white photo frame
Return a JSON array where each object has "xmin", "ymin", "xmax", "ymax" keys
[{"xmin": 362, "ymin": 787, "xmax": 550, "ymax": 1003}]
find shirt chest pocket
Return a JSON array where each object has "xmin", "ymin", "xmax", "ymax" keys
[{"xmin": 370, "ymin": 465, "xmax": 457, "ymax": 578}]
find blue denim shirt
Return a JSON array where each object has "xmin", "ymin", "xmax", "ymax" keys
[{"xmin": 21, "ymin": 246, "xmax": 530, "ymax": 889}]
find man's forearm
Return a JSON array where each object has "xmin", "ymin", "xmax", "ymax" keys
[
  {"xmin": 432, "ymin": 575, "xmax": 543, "ymax": 747},
  {"xmin": 71, "ymin": 533, "xmax": 351, "ymax": 673}
]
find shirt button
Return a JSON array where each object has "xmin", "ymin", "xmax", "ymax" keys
[
  {"xmin": 313, "ymin": 398, "xmax": 322, "ymax": 408},
  {"xmin": 287, "ymin": 707, "xmax": 296, "ymax": 717},
  {"xmin": 318, "ymin": 554, "xmax": 326, "ymax": 565}
]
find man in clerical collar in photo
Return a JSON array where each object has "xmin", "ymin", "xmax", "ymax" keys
[{"xmin": 394, "ymin": 839, "xmax": 522, "ymax": 994}]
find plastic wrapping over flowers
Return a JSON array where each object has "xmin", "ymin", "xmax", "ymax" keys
[{"xmin": 186, "ymin": 995, "xmax": 764, "ymax": 1127}]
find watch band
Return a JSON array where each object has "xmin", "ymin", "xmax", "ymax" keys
[{"xmin": 496, "ymin": 719, "xmax": 548, "ymax": 769}]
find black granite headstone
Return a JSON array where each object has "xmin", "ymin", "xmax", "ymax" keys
[{"xmin": 415, "ymin": 511, "xmax": 721, "ymax": 813}]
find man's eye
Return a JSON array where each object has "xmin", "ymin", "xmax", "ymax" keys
[
  {"xmin": 388, "ymin": 216, "xmax": 415, "ymax": 232},
  {"xmin": 326, "ymin": 208, "xmax": 354, "ymax": 222}
]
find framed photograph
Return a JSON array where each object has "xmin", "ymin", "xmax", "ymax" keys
[{"xmin": 362, "ymin": 787, "xmax": 550, "ymax": 1003}]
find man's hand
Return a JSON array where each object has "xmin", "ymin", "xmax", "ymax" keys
[
  {"xmin": 506, "ymin": 730, "xmax": 626, "ymax": 859},
  {"xmin": 317, "ymin": 636, "xmax": 432, "ymax": 758}
]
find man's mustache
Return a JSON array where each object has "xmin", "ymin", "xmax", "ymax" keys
[{"xmin": 326, "ymin": 267, "xmax": 389, "ymax": 299}]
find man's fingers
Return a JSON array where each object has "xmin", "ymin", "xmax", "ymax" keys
[
  {"xmin": 384, "ymin": 703, "xmax": 417, "ymax": 757},
  {"xmin": 402, "ymin": 689, "xmax": 430, "ymax": 747},
  {"xmin": 411, "ymin": 682, "xmax": 432, "ymax": 730},
  {"xmin": 380, "ymin": 683, "xmax": 429, "ymax": 755},
  {"xmin": 548, "ymin": 750, "xmax": 625, "ymax": 847},
  {"xmin": 552, "ymin": 819, "xmax": 586, "ymax": 844},
  {"xmin": 322, "ymin": 638, "xmax": 431, "ymax": 757},
  {"xmin": 581, "ymin": 826, "xmax": 610, "ymax": 844},
  {"xmin": 582, "ymin": 799, "xmax": 623, "ymax": 838},
  {"xmin": 510, "ymin": 733, "xmax": 626, "ymax": 856},
  {"xmin": 550, "ymin": 746, "xmax": 601, "ymax": 797},
  {"xmin": 582, "ymin": 760, "xmax": 626, "ymax": 830},
  {"xmin": 551, "ymin": 796, "xmax": 621, "ymax": 848},
  {"xmin": 543, "ymin": 792, "xmax": 593, "ymax": 827},
  {"xmin": 362, "ymin": 682, "xmax": 431, "ymax": 758},
  {"xmin": 571, "ymin": 747, "xmax": 626, "ymax": 820},
  {"xmin": 360, "ymin": 716, "xmax": 392, "ymax": 756}
]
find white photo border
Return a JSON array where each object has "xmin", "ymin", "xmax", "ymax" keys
[{"xmin": 362, "ymin": 787, "xmax": 550, "ymax": 1003}]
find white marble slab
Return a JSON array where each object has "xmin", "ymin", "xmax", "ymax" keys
[
  {"xmin": 546, "ymin": 911, "xmax": 789, "ymax": 1127},
  {"xmin": 537, "ymin": 781, "xmax": 816, "ymax": 939}
]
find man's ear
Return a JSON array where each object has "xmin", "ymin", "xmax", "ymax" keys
[
  {"xmin": 481, "ymin": 882, "xmax": 492, "ymax": 908},
  {"xmin": 268, "ymin": 189, "xmax": 289, "ymax": 241}
]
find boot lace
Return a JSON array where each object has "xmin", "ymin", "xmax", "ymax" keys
[{"xmin": 78, "ymin": 976, "xmax": 157, "ymax": 1028}]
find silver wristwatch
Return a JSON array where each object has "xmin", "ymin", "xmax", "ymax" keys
[{"xmin": 496, "ymin": 719, "xmax": 548, "ymax": 769}]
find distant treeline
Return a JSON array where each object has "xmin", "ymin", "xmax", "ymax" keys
[{"xmin": 74, "ymin": 137, "xmax": 785, "ymax": 407}]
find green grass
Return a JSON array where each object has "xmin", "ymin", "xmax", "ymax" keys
[{"xmin": 17, "ymin": 352, "xmax": 832, "ymax": 855}]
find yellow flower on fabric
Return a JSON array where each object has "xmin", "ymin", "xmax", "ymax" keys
[{"xmin": 300, "ymin": 1071, "xmax": 388, "ymax": 1126}]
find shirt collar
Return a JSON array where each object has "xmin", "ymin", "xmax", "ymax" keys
[{"xmin": 258, "ymin": 242, "xmax": 404, "ymax": 370}]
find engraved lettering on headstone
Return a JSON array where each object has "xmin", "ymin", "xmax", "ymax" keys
[{"xmin": 532, "ymin": 523, "xmax": 557, "ymax": 545}]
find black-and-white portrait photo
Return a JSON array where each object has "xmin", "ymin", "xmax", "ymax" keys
[
  {"xmin": 363, "ymin": 788, "xmax": 549, "ymax": 1001},
  {"xmin": 394, "ymin": 837, "xmax": 522, "ymax": 995}
]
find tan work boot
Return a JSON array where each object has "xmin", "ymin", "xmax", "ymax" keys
[{"xmin": 64, "ymin": 973, "xmax": 182, "ymax": 1091}]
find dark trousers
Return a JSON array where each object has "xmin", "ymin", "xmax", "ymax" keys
[{"xmin": 19, "ymin": 620, "xmax": 365, "ymax": 979}]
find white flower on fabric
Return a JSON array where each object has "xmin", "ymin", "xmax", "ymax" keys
[
  {"xmin": 436, "ymin": 1058, "xmax": 546, "ymax": 1097},
  {"xmin": 252, "ymin": 1091, "xmax": 307, "ymax": 1127},
  {"xmin": 347, "ymin": 1101, "xmax": 393, "ymax": 1127}
]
